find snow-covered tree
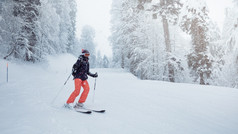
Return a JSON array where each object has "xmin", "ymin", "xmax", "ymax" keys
[
  {"xmin": 110, "ymin": 0, "xmax": 237, "ymax": 88},
  {"xmin": 96, "ymin": 51, "xmax": 103, "ymax": 68},
  {"xmin": 111, "ymin": 0, "xmax": 153, "ymax": 79},
  {"xmin": 0, "ymin": 0, "xmax": 77, "ymax": 62},
  {"xmin": 51, "ymin": 0, "xmax": 76, "ymax": 53},
  {"xmin": 95, "ymin": 51, "xmax": 110, "ymax": 68},
  {"xmin": 220, "ymin": 6, "xmax": 238, "ymax": 88},
  {"xmin": 67, "ymin": 0, "xmax": 77, "ymax": 53},
  {"xmin": 0, "ymin": 0, "xmax": 21, "ymax": 59},
  {"xmin": 205, "ymin": 20, "xmax": 223, "ymax": 85},
  {"xmin": 148, "ymin": 0, "xmax": 182, "ymax": 82},
  {"xmin": 125, "ymin": 1, "xmax": 152, "ymax": 79},
  {"xmin": 111, "ymin": 0, "xmax": 188, "ymax": 81},
  {"xmin": 110, "ymin": 0, "xmax": 128, "ymax": 68},
  {"xmin": 77, "ymin": 25, "xmax": 96, "ymax": 68},
  {"xmin": 2, "ymin": 0, "xmax": 41, "ymax": 62},
  {"xmin": 38, "ymin": 0, "xmax": 61, "ymax": 56},
  {"xmin": 102, "ymin": 55, "xmax": 110, "ymax": 68},
  {"xmin": 180, "ymin": 0, "xmax": 213, "ymax": 85}
]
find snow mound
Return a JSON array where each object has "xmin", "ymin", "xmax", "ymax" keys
[{"xmin": 46, "ymin": 54, "xmax": 77, "ymax": 74}]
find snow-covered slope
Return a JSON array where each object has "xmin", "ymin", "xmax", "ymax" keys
[{"xmin": 0, "ymin": 54, "xmax": 238, "ymax": 134}]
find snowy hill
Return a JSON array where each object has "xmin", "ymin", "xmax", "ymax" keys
[{"xmin": 0, "ymin": 54, "xmax": 238, "ymax": 134}]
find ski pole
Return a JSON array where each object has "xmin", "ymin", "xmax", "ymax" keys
[
  {"xmin": 51, "ymin": 73, "xmax": 71, "ymax": 105},
  {"xmin": 7, "ymin": 63, "xmax": 8, "ymax": 83},
  {"xmin": 92, "ymin": 78, "xmax": 97, "ymax": 103},
  {"xmin": 64, "ymin": 73, "xmax": 71, "ymax": 85}
]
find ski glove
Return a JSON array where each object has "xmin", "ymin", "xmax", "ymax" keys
[{"xmin": 92, "ymin": 72, "xmax": 98, "ymax": 78}]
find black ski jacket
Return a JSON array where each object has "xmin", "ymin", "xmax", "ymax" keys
[{"xmin": 72, "ymin": 55, "xmax": 95, "ymax": 81}]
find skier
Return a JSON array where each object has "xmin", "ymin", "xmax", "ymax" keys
[{"xmin": 65, "ymin": 49, "xmax": 98, "ymax": 109}]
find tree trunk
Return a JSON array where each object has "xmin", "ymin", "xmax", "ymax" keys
[{"xmin": 162, "ymin": 16, "xmax": 174, "ymax": 82}]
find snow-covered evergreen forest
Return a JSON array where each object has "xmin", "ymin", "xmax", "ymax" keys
[
  {"xmin": 1, "ymin": 0, "xmax": 238, "ymax": 88},
  {"xmin": 0, "ymin": 0, "xmax": 109, "ymax": 67},
  {"xmin": 0, "ymin": 0, "xmax": 77, "ymax": 61},
  {"xmin": 110, "ymin": 0, "xmax": 238, "ymax": 88}
]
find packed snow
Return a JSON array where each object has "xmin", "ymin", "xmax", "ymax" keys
[{"xmin": 0, "ymin": 54, "xmax": 238, "ymax": 134}]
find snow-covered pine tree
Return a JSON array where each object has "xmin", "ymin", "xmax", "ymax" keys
[
  {"xmin": 206, "ymin": 20, "xmax": 223, "ymax": 86},
  {"xmin": 180, "ymin": 0, "xmax": 213, "ymax": 85},
  {"xmin": 102, "ymin": 55, "xmax": 110, "ymax": 68},
  {"xmin": 110, "ymin": 0, "xmax": 124, "ymax": 68},
  {"xmin": 111, "ymin": 0, "xmax": 136, "ymax": 69},
  {"xmin": 111, "ymin": 0, "xmax": 186, "ymax": 81},
  {"xmin": 38, "ymin": 0, "xmax": 61, "ymax": 56},
  {"xmin": 67, "ymin": 0, "xmax": 77, "ymax": 53},
  {"xmin": 148, "ymin": 0, "xmax": 182, "ymax": 82},
  {"xmin": 0, "ymin": 0, "xmax": 21, "ymax": 59},
  {"xmin": 111, "ymin": 0, "xmax": 153, "ymax": 79},
  {"xmin": 3, "ymin": 0, "xmax": 41, "ymax": 62},
  {"xmin": 220, "ymin": 5, "xmax": 238, "ymax": 88},
  {"xmin": 96, "ymin": 51, "xmax": 102, "ymax": 68},
  {"xmin": 50, "ymin": 0, "xmax": 76, "ymax": 53},
  {"xmin": 78, "ymin": 25, "xmax": 97, "ymax": 68},
  {"xmin": 0, "ymin": 0, "xmax": 77, "ymax": 62},
  {"xmin": 144, "ymin": 17, "xmax": 166, "ymax": 81},
  {"xmin": 95, "ymin": 50, "xmax": 110, "ymax": 68},
  {"xmin": 129, "ymin": 0, "xmax": 153, "ymax": 80}
]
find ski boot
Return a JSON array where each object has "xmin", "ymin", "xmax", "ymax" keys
[
  {"xmin": 64, "ymin": 103, "xmax": 73, "ymax": 109},
  {"xmin": 74, "ymin": 103, "xmax": 84, "ymax": 109}
]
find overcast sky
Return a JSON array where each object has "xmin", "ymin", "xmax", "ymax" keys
[
  {"xmin": 76, "ymin": 0, "xmax": 112, "ymax": 57},
  {"xmin": 206, "ymin": 0, "xmax": 233, "ymax": 30},
  {"xmin": 76, "ymin": 0, "xmax": 234, "ymax": 57}
]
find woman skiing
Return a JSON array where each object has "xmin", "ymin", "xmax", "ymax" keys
[{"xmin": 65, "ymin": 49, "xmax": 98, "ymax": 109}]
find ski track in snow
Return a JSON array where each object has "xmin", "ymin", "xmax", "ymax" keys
[{"xmin": 0, "ymin": 54, "xmax": 238, "ymax": 134}]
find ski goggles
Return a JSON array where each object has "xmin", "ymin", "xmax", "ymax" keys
[{"xmin": 84, "ymin": 53, "xmax": 90, "ymax": 57}]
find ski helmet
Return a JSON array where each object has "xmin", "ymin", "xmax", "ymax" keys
[{"xmin": 82, "ymin": 49, "xmax": 90, "ymax": 57}]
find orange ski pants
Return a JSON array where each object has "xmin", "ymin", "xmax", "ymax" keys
[{"xmin": 66, "ymin": 79, "xmax": 90, "ymax": 104}]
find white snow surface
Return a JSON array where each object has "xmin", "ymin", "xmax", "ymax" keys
[{"xmin": 0, "ymin": 54, "xmax": 238, "ymax": 134}]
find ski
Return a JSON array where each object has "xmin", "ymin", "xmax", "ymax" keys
[
  {"xmin": 63, "ymin": 104, "xmax": 105, "ymax": 113},
  {"xmin": 75, "ymin": 108, "xmax": 92, "ymax": 114},
  {"xmin": 91, "ymin": 109, "xmax": 106, "ymax": 113},
  {"xmin": 83, "ymin": 108, "xmax": 106, "ymax": 113}
]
